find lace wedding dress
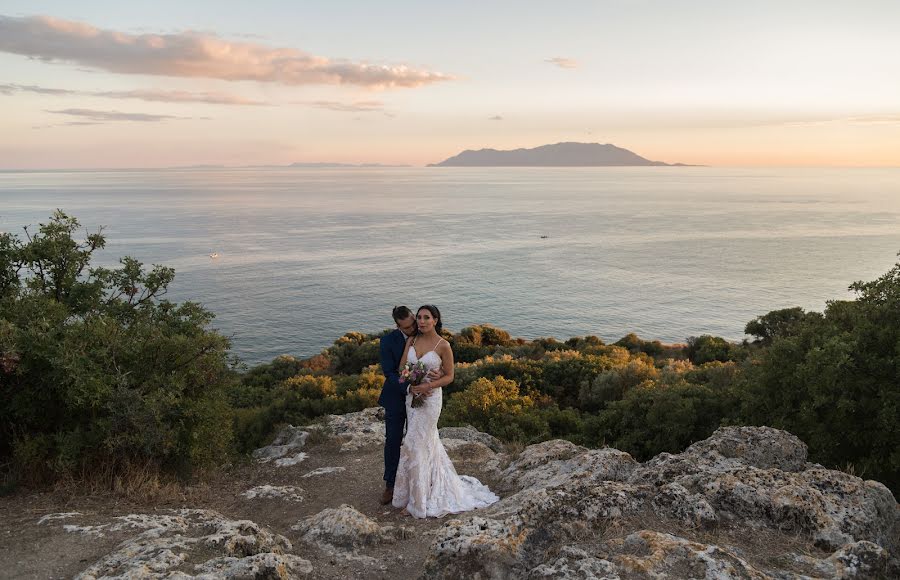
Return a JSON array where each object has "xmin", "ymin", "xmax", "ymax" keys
[{"xmin": 391, "ymin": 341, "xmax": 499, "ymax": 518}]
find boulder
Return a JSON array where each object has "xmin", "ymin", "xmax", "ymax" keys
[
  {"xmin": 440, "ymin": 426, "xmax": 505, "ymax": 453},
  {"xmin": 252, "ymin": 426, "xmax": 309, "ymax": 463},
  {"xmin": 291, "ymin": 504, "xmax": 406, "ymax": 550},
  {"xmin": 611, "ymin": 530, "xmax": 769, "ymax": 579},
  {"xmin": 308, "ymin": 407, "xmax": 385, "ymax": 452},
  {"xmin": 59, "ymin": 509, "xmax": 304, "ymax": 580},
  {"xmin": 423, "ymin": 516, "xmax": 531, "ymax": 579}
]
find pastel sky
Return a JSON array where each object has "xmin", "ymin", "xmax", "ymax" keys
[{"xmin": 2, "ymin": 0, "xmax": 899, "ymax": 168}]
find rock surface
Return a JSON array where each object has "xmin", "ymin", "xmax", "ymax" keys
[
  {"xmin": 252, "ymin": 426, "xmax": 309, "ymax": 463},
  {"xmin": 19, "ymin": 412, "xmax": 900, "ymax": 579},
  {"xmin": 242, "ymin": 485, "xmax": 304, "ymax": 502},
  {"xmin": 427, "ymin": 425, "xmax": 900, "ymax": 579},
  {"xmin": 308, "ymin": 407, "xmax": 385, "ymax": 452},
  {"xmin": 42, "ymin": 509, "xmax": 311, "ymax": 579}
]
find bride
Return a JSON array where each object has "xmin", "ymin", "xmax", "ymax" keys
[{"xmin": 391, "ymin": 304, "xmax": 499, "ymax": 518}]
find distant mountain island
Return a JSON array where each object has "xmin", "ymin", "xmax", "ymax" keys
[{"xmin": 429, "ymin": 142, "xmax": 690, "ymax": 167}]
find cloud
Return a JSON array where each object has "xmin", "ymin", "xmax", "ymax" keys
[
  {"xmin": 545, "ymin": 57, "xmax": 578, "ymax": 69},
  {"xmin": 1, "ymin": 82, "xmax": 77, "ymax": 95},
  {"xmin": 0, "ymin": 15, "xmax": 453, "ymax": 89},
  {"xmin": 304, "ymin": 100, "xmax": 385, "ymax": 112},
  {"xmin": 45, "ymin": 108, "xmax": 195, "ymax": 122},
  {"xmin": 0, "ymin": 82, "xmax": 266, "ymax": 105},
  {"xmin": 779, "ymin": 114, "xmax": 900, "ymax": 127},
  {"xmin": 96, "ymin": 89, "xmax": 266, "ymax": 105},
  {"xmin": 488, "ymin": 115, "xmax": 503, "ymax": 121}
]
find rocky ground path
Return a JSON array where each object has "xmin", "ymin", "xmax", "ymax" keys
[{"xmin": 1, "ymin": 407, "xmax": 898, "ymax": 579}]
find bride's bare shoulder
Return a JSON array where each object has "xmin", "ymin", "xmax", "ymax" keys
[{"xmin": 436, "ymin": 337, "xmax": 452, "ymax": 354}]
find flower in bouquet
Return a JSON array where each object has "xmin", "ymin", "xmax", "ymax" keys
[{"xmin": 399, "ymin": 360, "xmax": 428, "ymax": 407}]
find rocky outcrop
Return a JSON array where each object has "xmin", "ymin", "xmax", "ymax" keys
[
  {"xmin": 291, "ymin": 504, "xmax": 411, "ymax": 567},
  {"xmin": 43, "ymin": 509, "xmax": 311, "ymax": 579},
  {"xmin": 439, "ymin": 425, "xmax": 505, "ymax": 453},
  {"xmin": 425, "ymin": 426, "xmax": 900, "ymax": 579},
  {"xmin": 308, "ymin": 407, "xmax": 385, "ymax": 452},
  {"xmin": 252, "ymin": 425, "xmax": 309, "ymax": 466},
  {"xmin": 34, "ymin": 414, "xmax": 898, "ymax": 579},
  {"xmin": 242, "ymin": 485, "xmax": 304, "ymax": 502}
]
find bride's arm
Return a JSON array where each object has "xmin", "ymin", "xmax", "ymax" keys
[{"xmin": 427, "ymin": 341, "xmax": 455, "ymax": 390}]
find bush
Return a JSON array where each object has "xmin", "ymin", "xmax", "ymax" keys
[
  {"xmin": 0, "ymin": 212, "xmax": 233, "ymax": 482},
  {"xmin": 740, "ymin": 255, "xmax": 900, "ymax": 492},
  {"xmin": 685, "ymin": 335, "xmax": 743, "ymax": 364},
  {"xmin": 586, "ymin": 382, "xmax": 737, "ymax": 458},
  {"xmin": 325, "ymin": 332, "xmax": 380, "ymax": 374},
  {"xmin": 442, "ymin": 376, "xmax": 549, "ymax": 443},
  {"xmin": 615, "ymin": 333, "xmax": 663, "ymax": 356}
]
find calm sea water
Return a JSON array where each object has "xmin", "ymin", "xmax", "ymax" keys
[{"xmin": 2, "ymin": 167, "xmax": 899, "ymax": 365}]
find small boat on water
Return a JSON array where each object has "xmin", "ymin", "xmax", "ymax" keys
[
  {"xmin": 540, "ymin": 235, "xmax": 549, "ymax": 239},
  {"xmin": 209, "ymin": 252, "xmax": 219, "ymax": 258}
]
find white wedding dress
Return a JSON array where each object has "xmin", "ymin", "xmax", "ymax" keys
[{"xmin": 391, "ymin": 341, "xmax": 499, "ymax": 518}]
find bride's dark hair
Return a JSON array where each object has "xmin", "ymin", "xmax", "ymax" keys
[{"xmin": 417, "ymin": 304, "xmax": 442, "ymax": 334}]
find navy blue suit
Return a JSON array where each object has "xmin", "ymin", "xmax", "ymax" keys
[{"xmin": 379, "ymin": 328, "xmax": 408, "ymax": 487}]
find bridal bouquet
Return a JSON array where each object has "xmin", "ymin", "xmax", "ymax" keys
[{"xmin": 400, "ymin": 360, "xmax": 428, "ymax": 407}]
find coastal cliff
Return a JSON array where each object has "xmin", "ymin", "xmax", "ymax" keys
[{"xmin": 18, "ymin": 408, "xmax": 899, "ymax": 579}]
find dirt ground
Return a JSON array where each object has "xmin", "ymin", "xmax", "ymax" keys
[{"xmin": 0, "ymin": 437, "xmax": 504, "ymax": 579}]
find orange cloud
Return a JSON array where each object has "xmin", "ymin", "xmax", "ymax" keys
[
  {"xmin": 545, "ymin": 57, "xmax": 578, "ymax": 69},
  {"xmin": 0, "ymin": 15, "xmax": 453, "ymax": 89}
]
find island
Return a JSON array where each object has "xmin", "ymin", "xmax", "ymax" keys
[{"xmin": 429, "ymin": 141, "xmax": 689, "ymax": 167}]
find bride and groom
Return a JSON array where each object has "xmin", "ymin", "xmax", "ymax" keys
[{"xmin": 378, "ymin": 305, "xmax": 499, "ymax": 518}]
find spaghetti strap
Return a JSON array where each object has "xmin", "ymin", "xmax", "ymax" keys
[{"xmin": 430, "ymin": 337, "xmax": 448, "ymax": 354}]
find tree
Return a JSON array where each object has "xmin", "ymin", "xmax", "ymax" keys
[
  {"xmin": 0, "ymin": 212, "xmax": 233, "ymax": 483},
  {"xmin": 740, "ymin": 253, "xmax": 900, "ymax": 492},
  {"xmin": 744, "ymin": 307, "xmax": 814, "ymax": 345}
]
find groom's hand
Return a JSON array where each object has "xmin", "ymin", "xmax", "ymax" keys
[{"xmin": 426, "ymin": 368, "xmax": 444, "ymax": 382}]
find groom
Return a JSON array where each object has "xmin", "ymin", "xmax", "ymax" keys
[{"xmin": 378, "ymin": 305, "xmax": 417, "ymax": 505}]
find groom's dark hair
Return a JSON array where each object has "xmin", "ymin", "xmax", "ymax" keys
[{"xmin": 392, "ymin": 305, "xmax": 413, "ymax": 322}]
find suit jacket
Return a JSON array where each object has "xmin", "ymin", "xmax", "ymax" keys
[{"xmin": 378, "ymin": 329, "xmax": 408, "ymax": 410}]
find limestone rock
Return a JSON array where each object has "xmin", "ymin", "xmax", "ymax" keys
[
  {"xmin": 309, "ymin": 407, "xmax": 385, "ymax": 452},
  {"xmin": 291, "ymin": 504, "xmax": 405, "ymax": 550},
  {"xmin": 252, "ymin": 426, "xmax": 309, "ymax": 463},
  {"xmin": 241, "ymin": 485, "xmax": 304, "ymax": 502},
  {"xmin": 302, "ymin": 466, "xmax": 346, "ymax": 478},
  {"xmin": 440, "ymin": 425, "xmax": 505, "ymax": 452},
  {"xmin": 504, "ymin": 447, "xmax": 637, "ymax": 493},
  {"xmin": 442, "ymin": 439, "xmax": 498, "ymax": 465},
  {"xmin": 611, "ymin": 530, "xmax": 769, "ymax": 579},
  {"xmin": 423, "ymin": 516, "xmax": 531, "ymax": 579},
  {"xmin": 515, "ymin": 481, "xmax": 649, "ymax": 527},
  {"xmin": 64, "ymin": 509, "xmax": 301, "ymax": 580},
  {"xmin": 689, "ymin": 426, "xmax": 808, "ymax": 471},
  {"xmin": 651, "ymin": 482, "xmax": 718, "ymax": 528},
  {"xmin": 424, "ymin": 425, "xmax": 900, "ymax": 579},
  {"xmin": 273, "ymin": 452, "xmax": 308, "ymax": 467},
  {"xmin": 527, "ymin": 547, "xmax": 619, "ymax": 579},
  {"xmin": 825, "ymin": 540, "xmax": 889, "ymax": 579},
  {"xmin": 629, "ymin": 426, "xmax": 899, "ymax": 552},
  {"xmin": 193, "ymin": 552, "xmax": 313, "ymax": 579}
]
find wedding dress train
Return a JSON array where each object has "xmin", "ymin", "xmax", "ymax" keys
[{"xmin": 391, "ymin": 343, "xmax": 499, "ymax": 518}]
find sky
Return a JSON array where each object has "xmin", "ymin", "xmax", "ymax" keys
[{"xmin": 1, "ymin": 0, "xmax": 899, "ymax": 168}]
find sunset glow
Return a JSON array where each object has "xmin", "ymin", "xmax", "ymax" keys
[{"xmin": 2, "ymin": 1, "xmax": 899, "ymax": 168}]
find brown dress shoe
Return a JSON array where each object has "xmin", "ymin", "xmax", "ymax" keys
[{"xmin": 380, "ymin": 487, "xmax": 394, "ymax": 505}]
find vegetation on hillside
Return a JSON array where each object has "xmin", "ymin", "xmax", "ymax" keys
[{"xmin": 2, "ymin": 213, "xmax": 897, "ymax": 495}]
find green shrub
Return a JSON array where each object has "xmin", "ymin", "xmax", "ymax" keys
[
  {"xmin": 740, "ymin": 255, "xmax": 900, "ymax": 491},
  {"xmin": 0, "ymin": 212, "xmax": 233, "ymax": 482}
]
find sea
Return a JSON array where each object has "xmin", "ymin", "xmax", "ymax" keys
[{"xmin": 2, "ymin": 166, "xmax": 899, "ymax": 365}]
